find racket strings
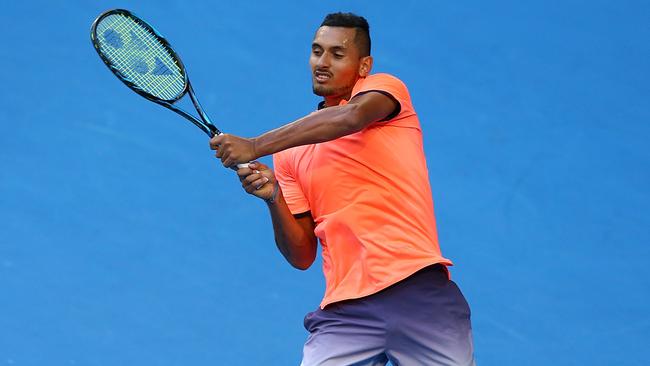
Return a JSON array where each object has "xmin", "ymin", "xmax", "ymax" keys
[
  {"xmin": 96, "ymin": 14, "xmax": 185, "ymax": 101},
  {"xmin": 103, "ymin": 16, "xmax": 182, "ymax": 98},
  {"xmin": 106, "ymin": 16, "xmax": 183, "ymax": 99}
]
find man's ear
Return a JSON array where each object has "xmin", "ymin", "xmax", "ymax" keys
[{"xmin": 359, "ymin": 56, "xmax": 373, "ymax": 77}]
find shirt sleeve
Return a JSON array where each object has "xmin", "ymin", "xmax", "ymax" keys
[
  {"xmin": 273, "ymin": 151, "xmax": 310, "ymax": 215},
  {"xmin": 350, "ymin": 73, "xmax": 415, "ymax": 122}
]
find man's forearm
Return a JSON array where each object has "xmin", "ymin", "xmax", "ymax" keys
[
  {"xmin": 267, "ymin": 192, "xmax": 317, "ymax": 270},
  {"xmin": 253, "ymin": 104, "xmax": 363, "ymax": 158},
  {"xmin": 210, "ymin": 91, "xmax": 396, "ymax": 167}
]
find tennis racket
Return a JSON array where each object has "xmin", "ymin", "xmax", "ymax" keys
[{"xmin": 90, "ymin": 8, "xmax": 248, "ymax": 168}]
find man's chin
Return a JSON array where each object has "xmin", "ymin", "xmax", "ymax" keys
[
  {"xmin": 312, "ymin": 82, "xmax": 355, "ymax": 98},
  {"xmin": 312, "ymin": 85, "xmax": 333, "ymax": 96}
]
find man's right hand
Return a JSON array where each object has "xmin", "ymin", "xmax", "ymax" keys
[{"xmin": 236, "ymin": 161, "xmax": 278, "ymax": 202}]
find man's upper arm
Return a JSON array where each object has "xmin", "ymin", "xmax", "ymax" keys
[
  {"xmin": 293, "ymin": 211, "xmax": 317, "ymax": 245},
  {"xmin": 346, "ymin": 91, "xmax": 400, "ymax": 130}
]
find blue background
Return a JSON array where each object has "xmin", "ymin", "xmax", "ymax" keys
[{"xmin": 1, "ymin": 1, "xmax": 649, "ymax": 365}]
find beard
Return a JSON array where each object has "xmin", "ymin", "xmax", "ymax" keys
[
  {"xmin": 312, "ymin": 84, "xmax": 344, "ymax": 96},
  {"xmin": 312, "ymin": 75, "xmax": 358, "ymax": 97}
]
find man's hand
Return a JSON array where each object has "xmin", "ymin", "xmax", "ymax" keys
[
  {"xmin": 209, "ymin": 134, "xmax": 257, "ymax": 168},
  {"xmin": 236, "ymin": 161, "xmax": 278, "ymax": 202}
]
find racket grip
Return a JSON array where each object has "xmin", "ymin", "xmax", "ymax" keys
[
  {"xmin": 214, "ymin": 132, "xmax": 251, "ymax": 170},
  {"xmin": 228, "ymin": 163, "xmax": 250, "ymax": 172}
]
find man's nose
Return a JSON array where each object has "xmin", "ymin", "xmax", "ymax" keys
[{"xmin": 316, "ymin": 53, "xmax": 330, "ymax": 68}]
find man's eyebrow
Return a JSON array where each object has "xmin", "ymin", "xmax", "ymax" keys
[{"xmin": 311, "ymin": 43, "xmax": 347, "ymax": 52}]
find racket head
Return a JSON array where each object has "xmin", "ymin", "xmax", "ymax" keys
[{"xmin": 90, "ymin": 9, "xmax": 188, "ymax": 103}]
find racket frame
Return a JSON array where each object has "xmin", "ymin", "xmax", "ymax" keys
[{"xmin": 90, "ymin": 8, "xmax": 222, "ymax": 137}]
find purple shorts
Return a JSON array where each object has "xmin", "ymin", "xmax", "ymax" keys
[{"xmin": 301, "ymin": 264, "xmax": 475, "ymax": 366}]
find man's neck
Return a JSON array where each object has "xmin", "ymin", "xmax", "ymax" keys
[
  {"xmin": 323, "ymin": 90, "xmax": 353, "ymax": 108},
  {"xmin": 322, "ymin": 98, "xmax": 342, "ymax": 108}
]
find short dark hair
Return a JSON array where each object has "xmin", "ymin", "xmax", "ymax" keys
[{"xmin": 320, "ymin": 12, "xmax": 371, "ymax": 57}]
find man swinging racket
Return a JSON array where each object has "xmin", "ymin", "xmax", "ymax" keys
[{"xmin": 210, "ymin": 12, "xmax": 476, "ymax": 366}]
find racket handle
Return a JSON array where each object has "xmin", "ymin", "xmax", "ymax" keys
[{"xmin": 213, "ymin": 132, "xmax": 251, "ymax": 169}]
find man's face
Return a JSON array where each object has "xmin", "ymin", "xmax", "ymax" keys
[{"xmin": 310, "ymin": 26, "xmax": 363, "ymax": 100}]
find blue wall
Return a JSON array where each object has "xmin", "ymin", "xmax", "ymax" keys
[{"xmin": 1, "ymin": 1, "xmax": 648, "ymax": 364}]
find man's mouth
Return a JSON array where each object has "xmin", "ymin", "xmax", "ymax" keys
[{"xmin": 314, "ymin": 70, "xmax": 332, "ymax": 83}]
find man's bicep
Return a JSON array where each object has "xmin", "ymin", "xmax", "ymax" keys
[
  {"xmin": 348, "ymin": 90, "xmax": 400, "ymax": 126},
  {"xmin": 294, "ymin": 211, "xmax": 317, "ymax": 244}
]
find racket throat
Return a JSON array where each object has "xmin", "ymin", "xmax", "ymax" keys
[{"xmin": 187, "ymin": 82, "xmax": 221, "ymax": 136}]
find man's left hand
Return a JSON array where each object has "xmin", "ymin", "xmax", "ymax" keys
[{"xmin": 209, "ymin": 134, "xmax": 257, "ymax": 168}]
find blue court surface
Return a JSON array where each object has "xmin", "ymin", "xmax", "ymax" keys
[{"xmin": 1, "ymin": 1, "xmax": 648, "ymax": 365}]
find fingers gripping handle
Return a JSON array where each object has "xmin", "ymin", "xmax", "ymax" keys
[{"xmin": 215, "ymin": 132, "xmax": 250, "ymax": 169}]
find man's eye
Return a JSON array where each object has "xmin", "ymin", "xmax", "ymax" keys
[{"xmin": 334, "ymin": 53, "xmax": 344, "ymax": 58}]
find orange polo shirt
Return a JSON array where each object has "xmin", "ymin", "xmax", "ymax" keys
[{"xmin": 273, "ymin": 73, "xmax": 452, "ymax": 308}]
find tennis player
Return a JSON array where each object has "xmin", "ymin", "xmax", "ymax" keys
[{"xmin": 210, "ymin": 12, "xmax": 475, "ymax": 366}]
